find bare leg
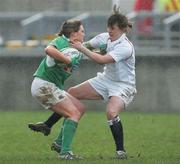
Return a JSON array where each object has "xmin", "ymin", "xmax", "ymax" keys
[{"xmin": 107, "ymin": 96, "xmax": 127, "ymax": 159}]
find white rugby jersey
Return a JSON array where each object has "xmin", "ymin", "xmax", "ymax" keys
[{"xmin": 89, "ymin": 32, "xmax": 136, "ymax": 86}]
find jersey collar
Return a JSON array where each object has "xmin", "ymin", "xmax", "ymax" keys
[
  {"xmin": 62, "ymin": 35, "xmax": 70, "ymax": 42},
  {"xmin": 109, "ymin": 33, "xmax": 126, "ymax": 44}
]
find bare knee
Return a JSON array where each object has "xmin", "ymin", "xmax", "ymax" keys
[
  {"xmin": 107, "ymin": 109, "xmax": 120, "ymax": 120},
  {"xmin": 68, "ymin": 87, "xmax": 81, "ymax": 99},
  {"xmin": 64, "ymin": 103, "xmax": 84, "ymax": 121},
  {"xmin": 68, "ymin": 87, "xmax": 76, "ymax": 97},
  {"xmin": 69, "ymin": 109, "xmax": 82, "ymax": 121},
  {"xmin": 78, "ymin": 102, "xmax": 85, "ymax": 116},
  {"xmin": 73, "ymin": 102, "xmax": 86, "ymax": 120}
]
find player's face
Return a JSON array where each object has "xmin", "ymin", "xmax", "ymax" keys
[
  {"xmin": 107, "ymin": 24, "xmax": 123, "ymax": 41},
  {"xmin": 75, "ymin": 25, "xmax": 85, "ymax": 43}
]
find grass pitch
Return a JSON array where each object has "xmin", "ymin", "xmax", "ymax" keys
[{"xmin": 0, "ymin": 111, "xmax": 180, "ymax": 164}]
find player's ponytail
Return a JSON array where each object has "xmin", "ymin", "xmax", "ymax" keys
[
  {"xmin": 58, "ymin": 21, "xmax": 67, "ymax": 36},
  {"xmin": 112, "ymin": 4, "xmax": 121, "ymax": 14}
]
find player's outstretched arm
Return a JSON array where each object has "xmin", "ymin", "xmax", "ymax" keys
[{"xmin": 71, "ymin": 42, "xmax": 114, "ymax": 64}]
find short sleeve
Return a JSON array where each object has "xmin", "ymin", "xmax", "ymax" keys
[
  {"xmin": 49, "ymin": 38, "xmax": 60, "ymax": 49},
  {"xmin": 88, "ymin": 33, "xmax": 109, "ymax": 49},
  {"xmin": 108, "ymin": 44, "xmax": 133, "ymax": 62}
]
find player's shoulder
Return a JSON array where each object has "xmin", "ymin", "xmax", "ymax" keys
[
  {"xmin": 115, "ymin": 34, "xmax": 133, "ymax": 47},
  {"xmin": 90, "ymin": 32, "xmax": 109, "ymax": 45},
  {"xmin": 122, "ymin": 36, "xmax": 134, "ymax": 49},
  {"xmin": 95, "ymin": 32, "xmax": 109, "ymax": 40},
  {"xmin": 49, "ymin": 36, "xmax": 69, "ymax": 50}
]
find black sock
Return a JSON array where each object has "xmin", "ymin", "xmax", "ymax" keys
[
  {"xmin": 44, "ymin": 112, "xmax": 62, "ymax": 128},
  {"xmin": 108, "ymin": 115, "xmax": 125, "ymax": 151}
]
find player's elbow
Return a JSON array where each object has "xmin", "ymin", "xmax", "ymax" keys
[
  {"xmin": 44, "ymin": 46, "xmax": 51, "ymax": 54},
  {"xmin": 44, "ymin": 45, "xmax": 55, "ymax": 55},
  {"xmin": 44, "ymin": 47, "xmax": 49, "ymax": 54},
  {"xmin": 92, "ymin": 56, "xmax": 105, "ymax": 64},
  {"xmin": 97, "ymin": 60, "xmax": 106, "ymax": 64},
  {"xmin": 96, "ymin": 61, "xmax": 104, "ymax": 64},
  {"xmin": 96, "ymin": 55, "xmax": 114, "ymax": 64},
  {"xmin": 95, "ymin": 58, "xmax": 108, "ymax": 64}
]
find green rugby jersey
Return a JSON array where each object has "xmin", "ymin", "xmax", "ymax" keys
[{"xmin": 33, "ymin": 35, "xmax": 72, "ymax": 89}]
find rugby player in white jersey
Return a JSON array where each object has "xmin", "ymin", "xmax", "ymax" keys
[
  {"xmin": 70, "ymin": 11, "xmax": 136, "ymax": 159},
  {"xmin": 29, "ymin": 9, "xmax": 136, "ymax": 160}
]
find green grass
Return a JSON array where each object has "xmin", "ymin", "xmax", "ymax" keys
[{"xmin": 0, "ymin": 111, "xmax": 180, "ymax": 164}]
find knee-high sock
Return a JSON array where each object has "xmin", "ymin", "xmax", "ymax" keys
[
  {"xmin": 108, "ymin": 115, "xmax": 125, "ymax": 151},
  {"xmin": 44, "ymin": 112, "xmax": 62, "ymax": 128},
  {"xmin": 60, "ymin": 118, "xmax": 78, "ymax": 154},
  {"xmin": 55, "ymin": 119, "xmax": 66, "ymax": 146}
]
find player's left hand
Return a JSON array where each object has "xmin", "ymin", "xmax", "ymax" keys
[{"xmin": 70, "ymin": 41, "xmax": 83, "ymax": 51}]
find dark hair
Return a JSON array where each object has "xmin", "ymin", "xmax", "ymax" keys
[
  {"xmin": 108, "ymin": 13, "xmax": 129, "ymax": 31},
  {"xmin": 127, "ymin": 21, "xmax": 133, "ymax": 29},
  {"xmin": 108, "ymin": 5, "xmax": 132, "ymax": 32},
  {"xmin": 58, "ymin": 20, "xmax": 82, "ymax": 38}
]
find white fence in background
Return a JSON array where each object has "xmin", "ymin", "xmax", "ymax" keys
[{"xmin": 0, "ymin": 11, "xmax": 179, "ymax": 51}]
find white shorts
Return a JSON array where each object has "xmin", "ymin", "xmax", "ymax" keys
[
  {"xmin": 88, "ymin": 74, "xmax": 136, "ymax": 107},
  {"xmin": 31, "ymin": 77, "xmax": 67, "ymax": 109}
]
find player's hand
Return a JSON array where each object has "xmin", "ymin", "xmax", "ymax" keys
[{"xmin": 70, "ymin": 41, "xmax": 83, "ymax": 51}]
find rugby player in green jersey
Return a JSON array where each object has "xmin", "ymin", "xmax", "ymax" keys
[{"xmin": 30, "ymin": 20, "xmax": 85, "ymax": 160}]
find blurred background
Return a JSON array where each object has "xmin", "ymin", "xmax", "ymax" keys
[{"xmin": 0, "ymin": 0, "xmax": 180, "ymax": 113}]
